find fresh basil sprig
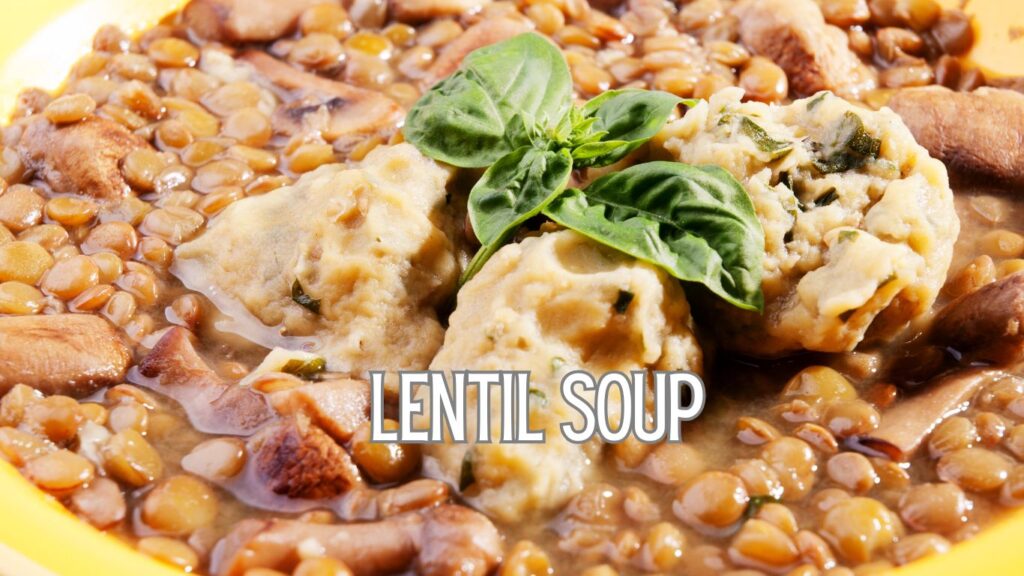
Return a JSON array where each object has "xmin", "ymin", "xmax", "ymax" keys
[
  {"xmin": 403, "ymin": 32, "xmax": 766, "ymax": 311},
  {"xmin": 405, "ymin": 33, "xmax": 687, "ymax": 280}
]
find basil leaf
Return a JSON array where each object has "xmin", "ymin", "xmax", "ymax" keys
[
  {"xmin": 404, "ymin": 33, "xmax": 572, "ymax": 168},
  {"xmin": 543, "ymin": 162, "xmax": 765, "ymax": 311},
  {"xmin": 291, "ymin": 280, "xmax": 321, "ymax": 314},
  {"xmin": 281, "ymin": 357, "xmax": 326, "ymax": 378},
  {"xmin": 740, "ymin": 117, "xmax": 793, "ymax": 161},
  {"xmin": 462, "ymin": 146, "xmax": 573, "ymax": 283},
  {"xmin": 571, "ymin": 90, "xmax": 688, "ymax": 167},
  {"xmin": 811, "ymin": 111, "xmax": 881, "ymax": 174}
]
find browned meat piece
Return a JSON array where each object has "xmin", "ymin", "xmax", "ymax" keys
[
  {"xmin": 849, "ymin": 369, "xmax": 994, "ymax": 461},
  {"xmin": 0, "ymin": 314, "xmax": 129, "ymax": 398},
  {"xmin": 887, "ymin": 87, "xmax": 1024, "ymax": 186},
  {"xmin": 136, "ymin": 327, "xmax": 273, "ymax": 435},
  {"xmin": 929, "ymin": 272, "xmax": 1024, "ymax": 364},
  {"xmin": 734, "ymin": 0, "xmax": 876, "ymax": 98},
  {"xmin": 211, "ymin": 504, "xmax": 502, "ymax": 576},
  {"xmin": 16, "ymin": 117, "xmax": 147, "ymax": 200},
  {"xmin": 391, "ymin": 0, "xmax": 491, "ymax": 23},
  {"xmin": 248, "ymin": 415, "xmax": 362, "ymax": 499},
  {"xmin": 417, "ymin": 504, "xmax": 504, "ymax": 576},
  {"xmin": 268, "ymin": 379, "xmax": 369, "ymax": 443},
  {"xmin": 422, "ymin": 17, "xmax": 533, "ymax": 87},
  {"xmin": 183, "ymin": 0, "xmax": 329, "ymax": 43},
  {"xmin": 239, "ymin": 51, "xmax": 402, "ymax": 140}
]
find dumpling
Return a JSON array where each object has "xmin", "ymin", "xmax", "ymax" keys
[
  {"xmin": 658, "ymin": 88, "xmax": 958, "ymax": 356},
  {"xmin": 173, "ymin": 143, "xmax": 458, "ymax": 375},
  {"xmin": 423, "ymin": 230, "xmax": 703, "ymax": 521}
]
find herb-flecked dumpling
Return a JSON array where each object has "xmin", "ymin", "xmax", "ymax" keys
[
  {"xmin": 173, "ymin": 144, "xmax": 458, "ymax": 375},
  {"xmin": 423, "ymin": 230, "xmax": 703, "ymax": 521},
  {"xmin": 659, "ymin": 88, "xmax": 958, "ymax": 356}
]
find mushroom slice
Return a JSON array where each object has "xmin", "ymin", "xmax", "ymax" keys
[
  {"xmin": 268, "ymin": 379, "xmax": 369, "ymax": 443},
  {"xmin": 0, "ymin": 314, "xmax": 129, "ymax": 398},
  {"xmin": 421, "ymin": 16, "xmax": 533, "ymax": 87},
  {"xmin": 239, "ymin": 51, "xmax": 402, "ymax": 140},
  {"xmin": 16, "ymin": 116, "xmax": 148, "ymax": 200},
  {"xmin": 390, "ymin": 0, "xmax": 491, "ymax": 23},
  {"xmin": 888, "ymin": 87, "xmax": 1024, "ymax": 186},
  {"xmin": 249, "ymin": 415, "xmax": 363, "ymax": 500},
  {"xmin": 136, "ymin": 327, "xmax": 273, "ymax": 435},
  {"xmin": 211, "ymin": 504, "xmax": 502, "ymax": 576},
  {"xmin": 183, "ymin": 0, "xmax": 326, "ymax": 43},
  {"xmin": 734, "ymin": 0, "xmax": 876, "ymax": 97},
  {"xmin": 849, "ymin": 369, "xmax": 994, "ymax": 461},
  {"xmin": 930, "ymin": 272, "xmax": 1024, "ymax": 364}
]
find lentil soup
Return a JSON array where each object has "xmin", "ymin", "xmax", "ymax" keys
[{"xmin": 2, "ymin": 1, "xmax": 1024, "ymax": 575}]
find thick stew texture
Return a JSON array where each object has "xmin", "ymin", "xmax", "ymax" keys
[{"xmin": 2, "ymin": 0, "xmax": 1024, "ymax": 575}]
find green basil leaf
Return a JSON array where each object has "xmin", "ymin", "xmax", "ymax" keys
[
  {"xmin": 462, "ymin": 146, "xmax": 573, "ymax": 284},
  {"xmin": 740, "ymin": 117, "xmax": 793, "ymax": 160},
  {"xmin": 543, "ymin": 162, "xmax": 765, "ymax": 311},
  {"xmin": 291, "ymin": 280, "xmax": 321, "ymax": 314},
  {"xmin": 570, "ymin": 140, "xmax": 630, "ymax": 163},
  {"xmin": 281, "ymin": 357, "xmax": 327, "ymax": 378},
  {"xmin": 403, "ymin": 33, "xmax": 572, "ymax": 168},
  {"xmin": 572, "ymin": 90, "xmax": 687, "ymax": 167},
  {"xmin": 811, "ymin": 111, "xmax": 881, "ymax": 174}
]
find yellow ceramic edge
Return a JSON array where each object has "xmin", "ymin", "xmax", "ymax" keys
[
  {"xmin": 0, "ymin": 461, "xmax": 185, "ymax": 576},
  {"xmin": 2, "ymin": 1, "xmax": 1024, "ymax": 575}
]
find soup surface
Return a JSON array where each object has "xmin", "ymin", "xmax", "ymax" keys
[{"xmin": 2, "ymin": 1, "xmax": 1024, "ymax": 575}]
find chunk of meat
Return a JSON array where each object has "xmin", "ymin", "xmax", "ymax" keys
[
  {"xmin": 240, "ymin": 51, "xmax": 401, "ymax": 140},
  {"xmin": 249, "ymin": 415, "xmax": 362, "ymax": 500},
  {"xmin": 211, "ymin": 504, "xmax": 501, "ymax": 576},
  {"xmin": 0, "ymin": 314, "xmax": 129, "ymax": 398},
  {"xmin": 849, "ymin": 369, "xmax": 994, "ymax": 461},
  {"xmin": 16, "ymin": 117, "xmax": 148, "ymax": 200},
  {"xmin": 734, "ymin": 0, "xmax": 876, "ymax": 98},
  {"xmin": 268, "ymin": 379, "xmax": 369, "ymax": 443},
  {"xmin": 887, "ymin": 87, "xmax": 1024, "ymax": 186},
  {"xmin": 136, "ymin": 327, "xmax": 273, "ymax": 435},
  {"xmin": 183, "ymin": 0, "xmax": 329, "ymax": 43},
  {"xmin": 422, "ymin": 17, "xmax": 533, "ymax": 86},
  {"xmin": 930, "ymin": 272, "xmax": 1024, "ymax": 364},
  {"xmin": 391, "ymin": 0, "xmax": 491, "ymax": 23}
]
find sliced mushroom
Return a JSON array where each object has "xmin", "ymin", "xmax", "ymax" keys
[
  {"xmin": 421, "ymin": 16, "xmax": 533, "ymax": 87},
  {"xmin": 135, "ymin": 327, "xmax": 273, "ymax": 435},
  {"xmin": 734, "ymin": 0, "xmax": 876, "ymax": 98},
  {"xmin": 239, "ymin": 51, "xmax": 402, "ymax": 140},
  {"xmin": 0, "ymin": 314, "xmax": 129, "ymax": 398},
  {"xmin": 849, "ymin": 369, "xmax": 994, "ymax": 461},
  {"xmin": 930, "ymin": 272, "xmax": 1024, "ymax": 364},
  {"xmin": 211, "ymin": 504, "xmax": 502, "ymax": 576},
  {"xmin": 249, "ymin": 415, "xmax": 363, "ymax": 500},
  {"xmin": 888, "ymin": 87, "xmax": 1024, "ymax": 186},
  {"xmin": 390, "ymin": 0, "xmax": 491, "ymax": 23},
  {"xmin": 16, "ymin": 116, "xmax": 148, "ymax": 200},
  {"xmin": 183, "ymin": 0, "xmax": 328, "ymax": 43},
  {"xmin": 268, "ymin": 379, "xmax": 369, "ymax": 443}
]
